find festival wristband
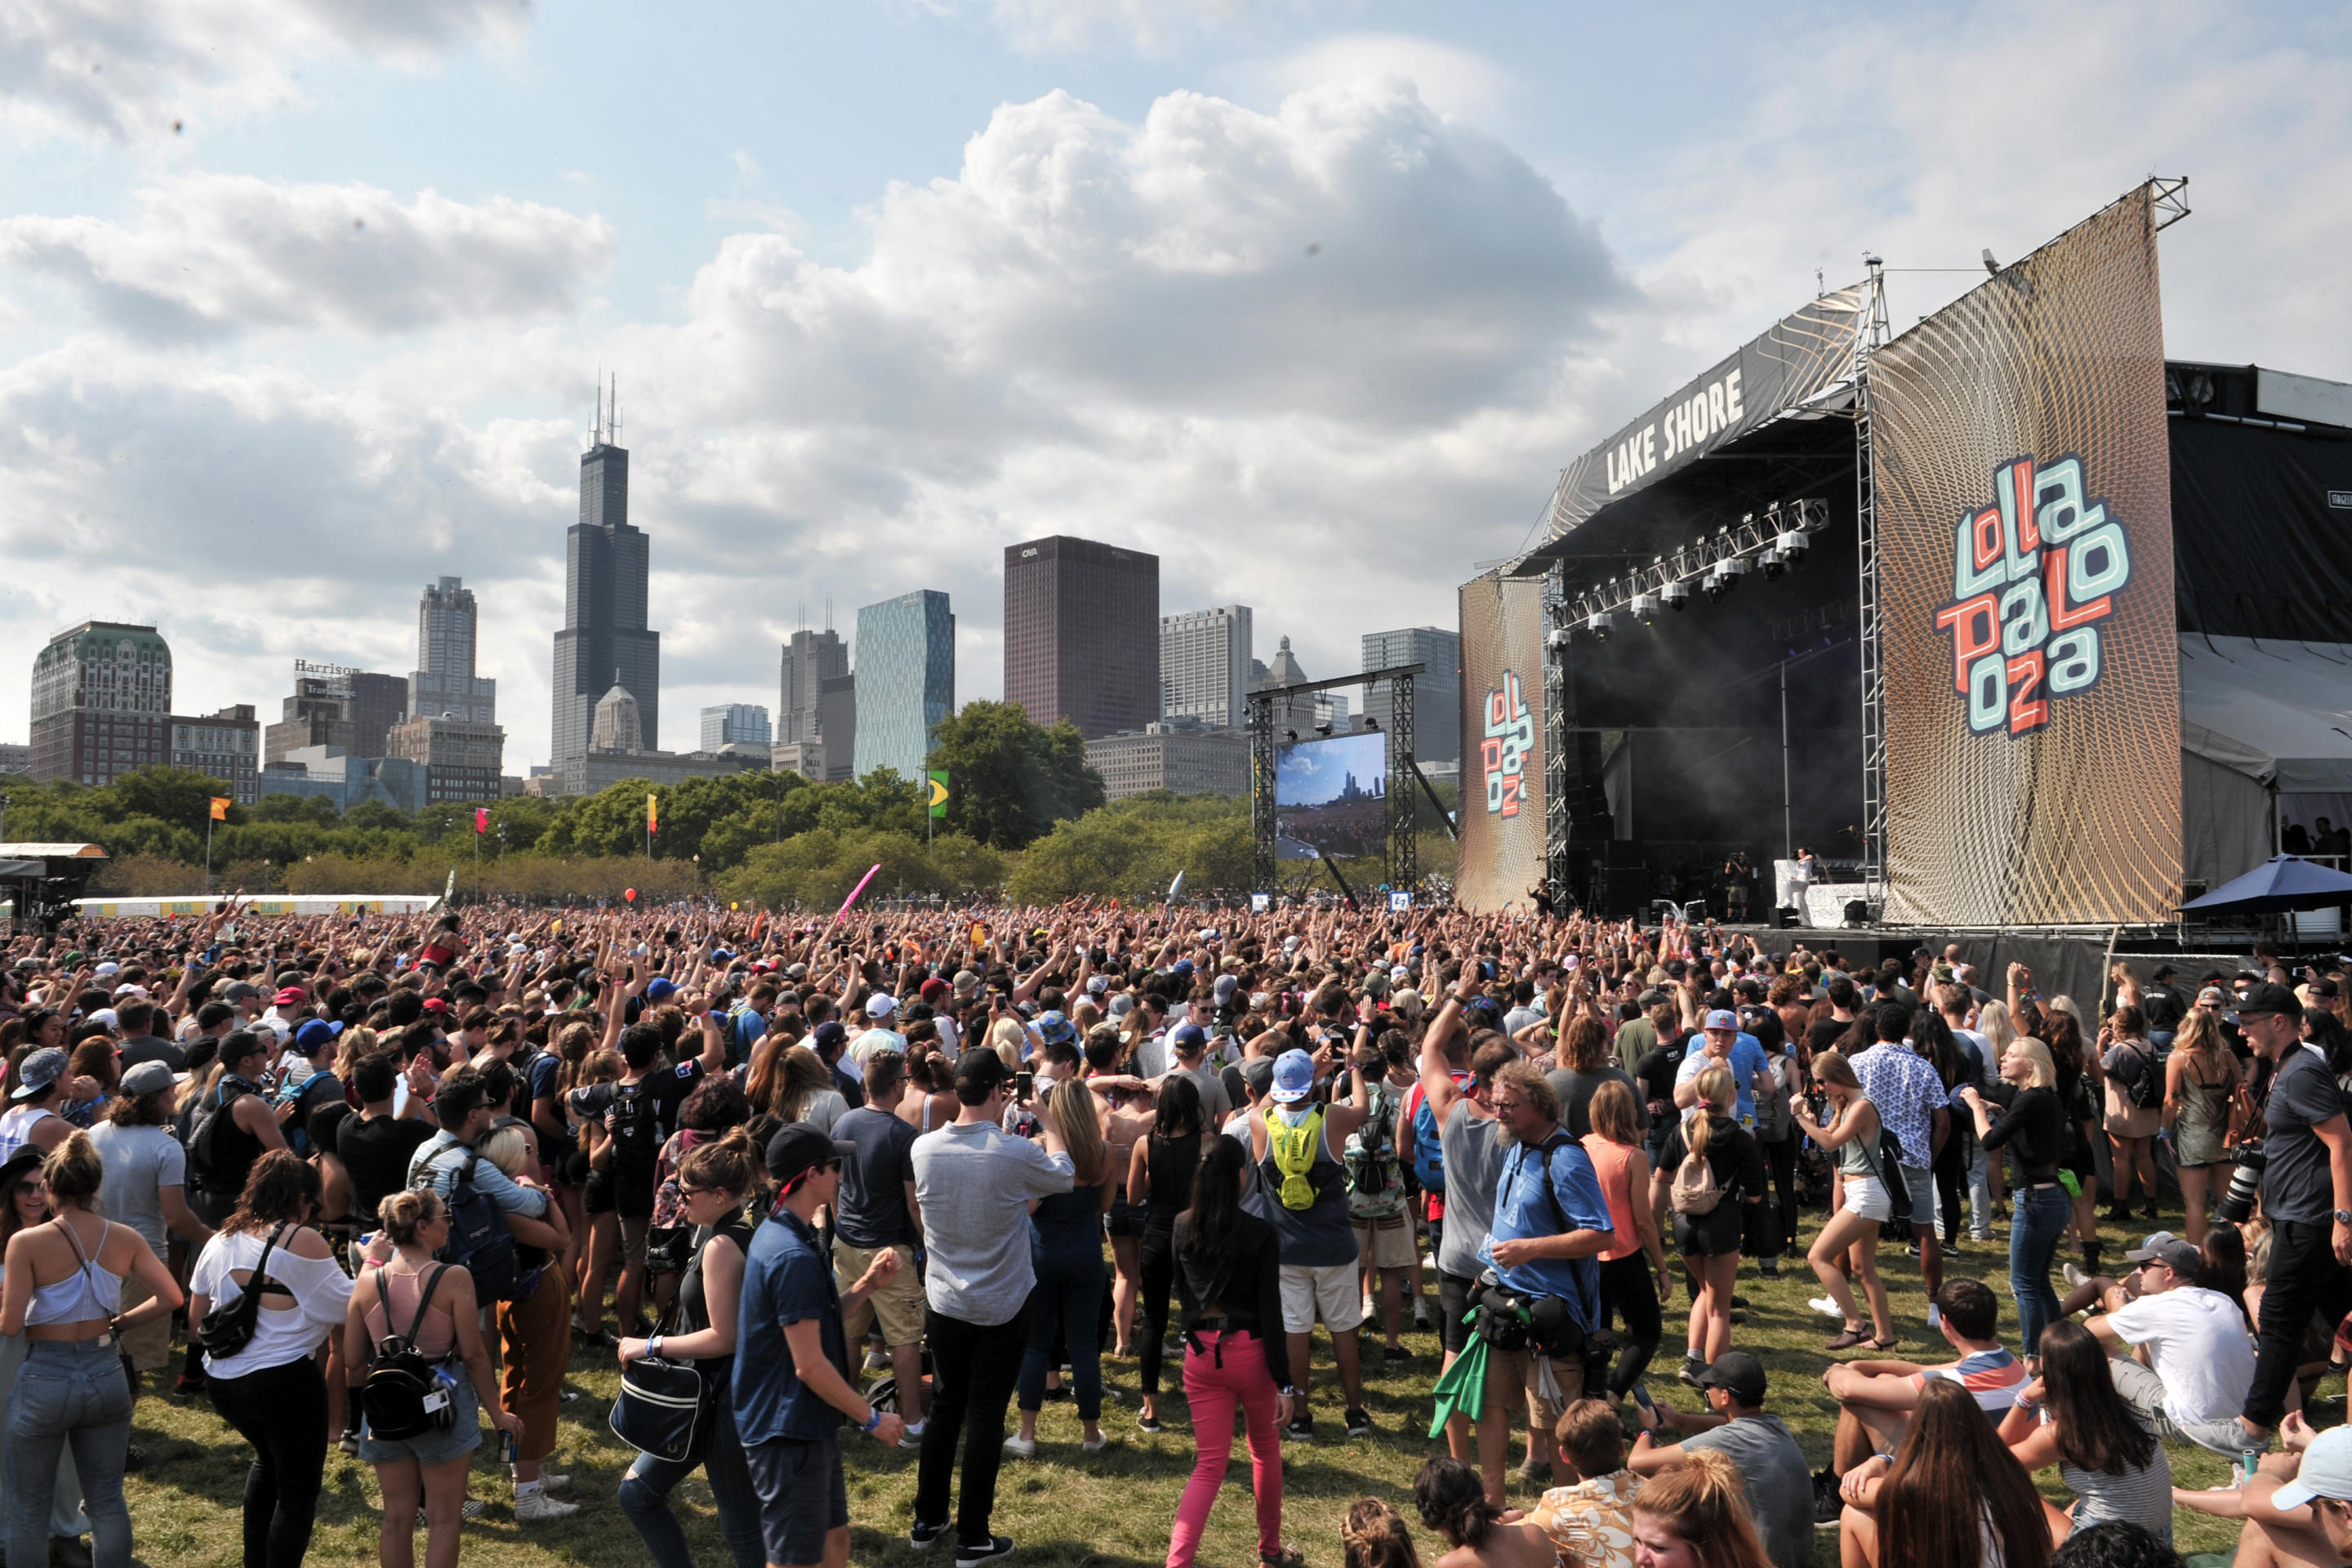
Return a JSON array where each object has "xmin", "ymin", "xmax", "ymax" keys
[{"xmin": 860, "ymin": 1406, "xmax": 882, "ymax": 1433}]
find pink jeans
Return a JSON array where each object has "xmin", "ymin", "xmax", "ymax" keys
[{"xmin": 1165, "ymin": 1330, "xmax": 1283, "ymax": 1568}]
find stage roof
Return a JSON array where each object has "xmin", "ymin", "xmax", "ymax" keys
[{"xmin": 2180, "ymin": 635, "xmax": 2352, "ymax": 793}]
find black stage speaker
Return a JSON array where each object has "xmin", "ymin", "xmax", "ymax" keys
[{"xmin": 1775, "ymin": 905, "xmax": 1800, "ymax": 929}]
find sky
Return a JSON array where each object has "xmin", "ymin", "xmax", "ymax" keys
[{"xmin": 2, "ymin": 0, "xmax": 2348, "ymax": 769}]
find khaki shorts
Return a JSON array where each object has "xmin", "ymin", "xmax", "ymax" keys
[
  {"xmin": 1354, "ymin": 1214, "xmax": 1419, "ymax": 1272},
  {"xmin": 618, "ymin": 1214, "xmax": 649, "ymax": 1266},
  {"xmin": 117, "ymin": 1271, "xmax": 175, "ymax": 1373},
  {"xmin": 1279, "ymin": 1262, "xmax": 1366, "ymax": 1335},
  {"xmin": 835, "ymin": 1241, "xmax": 924, "ymax": 1348},
  {"xmin": 1485, "ymin": 1340, "xmax": 1578, "ymax": 1436}
]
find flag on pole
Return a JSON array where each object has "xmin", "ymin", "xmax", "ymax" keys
[
  {"xmin": 474, "ymin": 807, "xmax": 489, "ymax": 834},
  {"xmin": 928, "ymin": 771, "xmax": 949, "ymax": 820},
  {"xmin": 208, "ymin": 797, "xmax": 230, "ymax": 822},
  {"xmin": 647, "ymin": 794, "xmax": 659, "ymax": 835}
]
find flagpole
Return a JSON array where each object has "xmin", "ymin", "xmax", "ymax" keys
[{"xmin": 205, "ymin": 815, "xmax": 214, "ymax": 894}]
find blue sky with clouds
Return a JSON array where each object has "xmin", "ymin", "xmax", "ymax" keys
[{"xmin": 3, "ymin": 1, "xmax": 2347, "ymax": 768}]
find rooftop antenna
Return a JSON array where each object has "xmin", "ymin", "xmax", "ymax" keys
[{"xmin": 592, "ymin": 368, "xmax": 603, "ymax": 447}]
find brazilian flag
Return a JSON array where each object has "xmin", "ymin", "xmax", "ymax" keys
[{"xmin": 928, "ymin": 770, "xmax": 950, "ymax": 820}]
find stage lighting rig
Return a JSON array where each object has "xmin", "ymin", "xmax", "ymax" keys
[
  {"xmin": 1759, "ymin": 546, "xmax": 1787, "ymax": 581},
  {"xmin": 1629, "ymin": 591, "xmax": 1659, "ymax": 624},
  {"xmin": 1775, "ymin": 528, "xmax": 1808, "ymax": 562},
  {"xmin": 1659, "ymin": 581, "xmax": 1690, "ymax": 612},
  {"xmin": 1546, "ymin": 628, "xmax": 1571, "ymax": 649},
  {"xmin": 1586, "ymin": 610, "xmax": 1620, "ymax": 640}
]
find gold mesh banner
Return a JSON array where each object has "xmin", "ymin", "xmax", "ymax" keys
[
  {"xmin": 1455, "ymin": 574, "xmax": 1548, "ymax": 914},
  {"xmin": 1874, "ymin": 185, "xmax": 2180, "ymax": 924}
]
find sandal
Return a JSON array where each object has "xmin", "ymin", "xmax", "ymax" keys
[
  {"xmin": 1864, "ymin": 1336, "xmax": 1900, "ymax": 1352},
  {"xmin": 1823, "ymin": 1328, "xmax": 1866, "ymax": 1351}
]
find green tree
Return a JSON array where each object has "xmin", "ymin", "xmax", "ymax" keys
[
  {"xmin": 714, "ymin": 827, "xmax": 1003, "ymax": 910},
  {"xmin": 1004, "ymin": 791, "xmax": 1250, "ymax": 902},
  {"xmin": 100, "ymin": 767, "xmax": 234, "ymax": 835},
  {"xmin": 342, "ymin": 799, "xmax": 412, "ymax": 834},
  {"xmin": 250, "ymin": 793, "xmax": 340, "ymax": 826},
  {"xmin": 928, "ymin": 701, "xmax": 1106, "ymax": 850}
]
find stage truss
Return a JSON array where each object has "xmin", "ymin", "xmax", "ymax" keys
[{"xmin": 1250, "ymin": 662, "xmax": 1424, "ymax": 900}]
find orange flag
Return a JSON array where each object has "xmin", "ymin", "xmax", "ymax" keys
[{"xmin": 208, "ymin": 797, "xmax": 230, "ymax": 822}]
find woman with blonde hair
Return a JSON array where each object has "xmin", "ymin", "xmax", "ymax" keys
[
  {"xmin": 2, "ymin": 1132, "xmax": 184, "ymax": 1568},
  {"xmin": 1649, "ymin": 1066, "xmax": 1763, "ymax": 1382},
  {"xmin": 1629, "ymin": 1448, "xmax": 1775, "ymax": 1568},
  {"xmin": 342, "ymin": 1187, "xmax": 525, "ymax": 1568},
  {"xmin": 1008, "ymin": 1078, "xmax": 1115, "ymax": 1457},
  {"xmin": 2162, "ymin": 1004, "xmax": 2241, "ymax": 1245},
  {"xmin": 1958, "ymin": 1036, "xmax": 2071, "ymax": 1357},
  {"xmin": 1791, "ymin": 1051, "xmax": 1895, "ymax": 1352}
]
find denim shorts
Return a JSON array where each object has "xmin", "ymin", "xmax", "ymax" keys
[{"xmin": 359, "ymin": 1362, "xmax": 482, "ymax": 1467}]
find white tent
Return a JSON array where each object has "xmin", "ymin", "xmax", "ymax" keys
[{"xmin": 2179, "ymin": 635, "xmax": 2352, "ymax": 887}]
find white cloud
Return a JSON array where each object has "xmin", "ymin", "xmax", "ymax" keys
[
  {"xmin": 1254, "ymin": 32, "xmax": 1512, "ymax": 127},
  {"xmin": 0, "ymin": 174, "xmax": 614, "ymax": 338},
  {"xmin": 0, "ymin": 0, "xmax": 530, "ymax": 144}
]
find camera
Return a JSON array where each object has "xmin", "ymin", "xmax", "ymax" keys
[{"xmin": 2217, "ymin": 1143, "xmax": 2267, "ymax": 1224}]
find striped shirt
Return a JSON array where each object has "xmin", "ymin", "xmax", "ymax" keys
[{"xmin": 1916, "ymin": 1348, "xmax": 2029, "ymax": 1415}]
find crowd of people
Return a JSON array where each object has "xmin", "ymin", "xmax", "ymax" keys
[{"xmin": 0, "ymin": 894, "xmax": 2346, "ymax": 1568}]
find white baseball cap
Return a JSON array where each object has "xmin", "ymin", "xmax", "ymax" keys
[
  {"xmin": 2276, "ymin": 1427, "xmax": 2352, "ymax": 1509},
  {"xmin": 866, "ymin": 994, "xmax": 898, "ymax": 1019}
]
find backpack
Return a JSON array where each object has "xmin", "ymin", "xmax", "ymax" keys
[
  {"xmin": 194, "ymin": 1223, "xmax": 285, "ymax": 1361},
  {"xmin": 1346, "ymin": 1085, "xmax": 1398, "ymax": 1199},
  {"xmin": 1668, "ymin": 1133, "xmax": 1725, "ymax": 1215},
  {"xmin": 186, "ymin": 1080, "xmax": 254, "ymax": 1196},
  {"xmin": 2119, "ymin": 1042, "xmax": 2162, "ymax": 1111},
  {"xmin": 724, "ymin": 1006, "xmax": 764, "ymax": 1071},
  {"xmin": 1405, "ymin": 1081, "xmax": 1447, "ymax": 1195},
  {"xmin": 278, "ymin": 1070, "xmax": 338, "ymax": 1158},
  {"xmin": 417, "ymin": 1152, "xmax": 530, "ymax": 1303},
  {"xmin": 609, "ymin": 1080, "xmax": 661, "ymax": 1183},
  {"xmin": 360, "ymin": 1264, "xmax": 457, "ymax": 1441}
]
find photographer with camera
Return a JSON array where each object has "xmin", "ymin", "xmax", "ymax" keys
[
  {"xmin": 2236, "ymin": 982, "xmax": 2352, "ymax": 1452},
  {"xmin": 1472, "ymin": 1056, "xmax": 1615, "ymax": 1503}
]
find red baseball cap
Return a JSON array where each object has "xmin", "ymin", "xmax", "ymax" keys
[
  {"xmin": 421, "ymin": 997, "xmax": 450, "ymax": 1013},
  {"xmin": 273, "ymin": 986, "xmax": 307, "ymax": 1006}
]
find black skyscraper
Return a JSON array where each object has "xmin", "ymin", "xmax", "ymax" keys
[{"xmin": 552, "ymin": 389, "xmax": 660, "ymax": 760}]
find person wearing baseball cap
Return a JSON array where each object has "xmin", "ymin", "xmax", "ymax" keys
[
  {"xmin": 1674, "ymin": 1009, "xmax": 1771, "ymax": 1128},
  {"xmin": 91, "ymin": 1058, "xmax": 212, "ymax": 1390},
  {"xmin": 2247, "ymin": 1425, "xmax": 2352, "ymax": 1565},
  {"xmin": 2238, "ymin": 978, "xmax": 2352, "ymax": 1448},
  {"xmin": 906, "ymin": 1041, "xmax": 1076, "ymax": 1564},
  {"xmin": 851, "ymin": 995, "xmax": 907, "ymax": 1070},
  {"xmin": 1255, "ymin": 1044, "xmax": 1379, "ymax": 1442},
  {"xmin": 1627, "ymin": 1350, "xmax": 1814, "ymax": 1568},
  {"xmin": 737, "ymin": 1122, "xmax": 906, "ymax": 1568},
  {"xmin": 2076, "ymin": 1232, "xmax": 2256, "ymax": 1456}
]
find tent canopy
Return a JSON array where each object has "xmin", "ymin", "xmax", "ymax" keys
[
  {"xmin": 2178, "ymin": 635, "xmax": 2352, "ymax": 793},
  {"xmin": 2179, "ymin": 853, "xmax": 2352, "ymax": 915}
]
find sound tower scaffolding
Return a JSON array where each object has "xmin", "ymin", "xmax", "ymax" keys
[
  {"xmin": 1250, "ymin": 662, "xmax": 1425, "ymax": 897},
  {"xmin": 1853, "ymin": 255, "xmax": 1892, "ymax": 906}
]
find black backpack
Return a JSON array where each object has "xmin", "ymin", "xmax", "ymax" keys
[
  {"xmin": 186, "ymin": 1080, "xmax": 254, "ymax": 1196},
  {"xmin": 360, "ymin": 1264, "xmax": 457, "ymax": 1441},
  {"xmin": 609, "ymin": 1080, "xmax": 660, "ymax": 1182},
  {"xmin": 194, "ymin": 1223, "xmax": 286, "ymax": 1360},
  {"xmin": 417, "ymin": 1152, "xmax": 530, "ymax": 1303},
  {"xmin": 2119, "ymin": 1043, "xmax": 2162, "ymax": 1111}
]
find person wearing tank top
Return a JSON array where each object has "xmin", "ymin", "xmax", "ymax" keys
[
  {"xmin": 1249, "ymin": 1042, "xmax": 1371, "ymax": 1440},
  {"xmin": 1418, "ymin": 992, "xmax": 1509, "ymax": 1468},
  {"xmin": 0, "ymin": 1047, "xmax": 78, "ymax": 1167},
  {"xmin": 1, "ymin": 1133, "xmax": 184, "ymax": 1568},
  {"xmin": 1128, "ymin": 1078, "xmax": 1204, "ymax": 1429},
  {"xmin": 617, "ymin": 1143, "xmax": 764, "ymax": 1568}
]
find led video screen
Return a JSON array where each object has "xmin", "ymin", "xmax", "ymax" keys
[{"xmin": 1275, "ymin": 731, "xmax": 1388, "ymax": 860}]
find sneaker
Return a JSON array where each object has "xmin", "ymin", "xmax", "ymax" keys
[
  {"xmin": 912, "ymin": 1519, "xmax": 950, "ymax": 1549},
  {"xmin": 1731, "ymin": 1294, "xmax": 1752, "ymax": 1309},
  {"xmin": 1361, "ymin": 1296, "xmax": 1376, "ymax": 1320},
  {"xmin": 865, "ymin": 1350, "xmax": 891, "ymax": 1374},
  {"xmin": 1517, "ymin": 1459, "xmax": 1554, "ymax": 1488},
  {"xmin": 1286, "ymin": 1410, "xmax": 1315, "ymax": 1439},
  {"xmin": 1813, "ymin": 1467, "xmax": 1846, "ymax": 1524},
  {"xmin": 1345, "ymin": 1407, "xmax": 1371, "ymax": 1438},
  {"xmin": 1809, "ymin": 1296, "xmax": 1842, "ymax": 1319},
  {"xmin": 513, "ymin": 1490, "xmax": 580, "ymax": 1522},
  {"xmin": 1927, "ymin": 1304, "xmax": 1943, "ymax": 1330},
  {"xmin": 1136, "ymin": 1410, "xmax": 1163, "ymax": 1433},
  {"xmin": 1758, "ymin": 1258, "xmax": 1781, "ymax": 1278},
  {"xmin": 1002, "ymin": 1434, "xmax": 1038, "ymax": 1460},
  {"xmin": 172, "ymin": 1372, "xmax": 205, "ymax": 1399},
  {"xmin": 956, "ymin": 1535, "xmax": 1015, "ymax": 1566},
  {"xmin": 1383, "ymin": 1345, "xmax": 1411, "ymax": 1364},
  {"xmin": 2062, "ymin": 1263, "xmax": 2090, "ymax": 1290},
  {"xmin": 1677, "ymin": 1356, "xmax": 1708, "ymax": 1389},
  {"xmin": 526, "ymin": 1472, "xmax": 570, "ymax": 1492},
  {"xmin": 338, "ymin": 1429, "xmax": 361, "ymax": 1455},
  {"xmin": 1080, "ymin": 1432, "xmax": 1110, "ymax": 1453}
]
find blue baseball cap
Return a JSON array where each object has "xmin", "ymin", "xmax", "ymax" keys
[
  {"xmin": 1704, "ymin": 1009, "xmax": 1739, "ymax": 1031},
  {"xmin": 1272, "ymin": 1048, "xmax": 1315, "ymax": 1103},
  {"xmin": 1169, "ymin": 1022, "xmax": 1206, "ymax": 1054},
  {"xmin": 644, "ymin": 978, "xmax": 678, "ymax": 1003},
  {"xmin": 295, "ymin": 1018, "xmax": 344, "ymax": 1053},
  {"xmin": 1171, "ymin": 960, "xmax": 1196, "ymax": 978}
]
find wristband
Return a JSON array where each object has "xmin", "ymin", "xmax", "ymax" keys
[
  {"xmin": 648, "ymin": 1334, "xmax": 662, "ymax": 1361},
  {"xmin": 860, "ymin": 1406, "xmax": 882, "ymax": 1433}
]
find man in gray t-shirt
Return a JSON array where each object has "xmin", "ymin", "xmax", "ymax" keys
[
  {"xmin": 907, "ymin": 1050, "xmax": 1074, "ymax": 1555},
  {"xmin": 90, "ymin": 1059, "xmax": 211, "ymax": 1375},
  {"xmin": 1631, "ymin": 1352, "xmax": 1815, "ymax": 1568}
]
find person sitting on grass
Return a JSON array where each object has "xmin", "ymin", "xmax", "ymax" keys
[
  {"xmin": 2075, "ymin": 1231, "xmax": 2257, "ymax": 1459},
  {"xmin": 1410, "ymin": 1455, "xmax": 1562, "ymax": 1568},
  {"xmin": 1527, "ymin": 1398, "xmax": 1642, "ymax": 1568},
  {"xmin": 2176, "ymin": 1414, "xmax": 2352, "ymax": 1568},
  {"xmin": 1815, "ymin": 1278, "xmax": 2025, "ymax": 1512},
  {"xmin": 1835, "ymin": 1379, "xmax": 2051, "ymax": 1568},
  {"xmin": 2046, "ymin": 1521, "xmax": 2183, "ymax": 1568},
  {"xmin": 1994, "ymin": 1321, "xmax": 2172, "ymax": 1547},
  {"xmin": 1624, "ymin": 1352, "xmax": 1812, "ymax": 1568},
  {"xmin": 1339, "ymin": 1497, "xmax": 1423, "ymax": 1568},
  {"xmin": 1628, "ymin": 1449, "xmax": 1776, "ymax": 1568}
]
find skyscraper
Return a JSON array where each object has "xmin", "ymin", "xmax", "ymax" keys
[
  {"xmin": 853, "ymin": 591, "xmax": 952, "ymax": 781},
  {"xmin": 29, "ymin": 622, "xmax": 173, "ymax": 786},
  {"xmin": 411, "ymin": 577, "xmax": 497, "ymax": 726},
  {"xmin": 1251, "ymin": 635, "xmax": 1315, "ymax": 737},
  {"xmin": 1003, "ymin": 535, "xmax": 1160, "ymax": 739},
  {"xmin": 1160, "ymin": 605, "xmax": 1252, "ymax": 728},
  {"xmin": 777, "ymin": 628, "xmax": 848, "ymax": 745},
  {"xmin": 701, "ymin": 703, "xmax": 771, "ymax": 751},
  {"xmin": 551, "ymin": 392, "xmax": 660, "ymax": 762},
  {"xmin": 1361, "ymin": 626, "xmax": 1463, "ymax": 764},
  {"xmin": 262, "ymin": 663, "xmax": 407, "ymax": 764}
]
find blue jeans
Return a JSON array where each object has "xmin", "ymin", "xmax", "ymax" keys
[
  {"xmin": 6, "ymin": 1340, "xmax": 131, "ymax": 1568},
  {"xmin": 1967, "ymin": 1146, "xmax": 1993, "ymax": 1238},
  {"xmin": 617, "ymin": 1396, "xmax": 764, "ymax": 1568},
  {"xmin": 1015, "ymin": 1250, "xmax": 1106, "ymax": 1421},
  {"xmin": 2010, "ymin": 1184, "xmax": 2071, "ymax": 1356}
]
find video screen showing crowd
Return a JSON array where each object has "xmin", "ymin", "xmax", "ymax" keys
[{"xmin": 0, "ymin": 898, "xmax": 2345, "ymax": 1568}]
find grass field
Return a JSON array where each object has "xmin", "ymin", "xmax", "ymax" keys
[{"xmin": 119, "ymin": 1207, "xmax": 2265, "ymax": 1567}]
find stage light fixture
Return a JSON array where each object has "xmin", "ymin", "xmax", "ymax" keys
[
  {"xmin": 1760, "ymin": 547, "xmax": 1787, "ymax": 581},
  {"xmin": 1587, "ymin": 611, "xmax": 1620, "ymax": 640},
  {"xmin": 1659, "ymin": 581, "xmax": 1690, "ymax": 612},
  {"xmin": 1775, "ymin": 529, "xmax": 1809, "ymax": 563},
  {"xmin": 1629, "ymin": 591, "xmax": 1659, "ymax": 623},
  {"xmin": 1546, "ymin": 627, "xmax": 1572, "ymax": 649},
  {"xmin": 1315, "ymin": 723, "xmax": 1333, "ymax": 737}
]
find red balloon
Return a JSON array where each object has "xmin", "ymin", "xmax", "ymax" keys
[{"xmin": 624, "ymin": 888, "xmax": 638, "ymax": 902}]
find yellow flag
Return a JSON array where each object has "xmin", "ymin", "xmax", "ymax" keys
[
  {"xmin": 208, "ymin": 797, "xmax": 230, "ymax": 822},
  {"xmin": 647, "ymin": 793, "xmax": 659, "ymax": 835}
]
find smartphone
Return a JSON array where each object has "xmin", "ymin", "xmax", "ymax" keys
[
  {"xmin": 1013, "ymin": 1071, "xmax": 1035, "ymax": 1101},
  {"xmin": 1630, "ymin": 1383, "xmax": 1655, "ymax": 1414}
]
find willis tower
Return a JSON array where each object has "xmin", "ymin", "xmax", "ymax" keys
[{"xmin": 552, "ymin": 380, "xmax": 660, "ymax": 761}]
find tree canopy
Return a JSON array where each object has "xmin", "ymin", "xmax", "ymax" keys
[{"xmin": 929, "ymin": 700, "xmax": 1105, "ymax": 850}]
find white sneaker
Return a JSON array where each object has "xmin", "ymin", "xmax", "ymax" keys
[
  {"xmin": 514, "ymin": 1472, "xmax": 569, "ymax": 1492},
  {"xmin": 899, "ymin": 1418, "xmax": 928, "ymax": 1451},
  {"xmin": 1809, "ymin": 1296, "xmax": 1842, "ymax": 1319},
  {"xmin": 1002, "ymin": 1434, "xmax": 1038, "ymax": 1460},
  {"xmin": 1927, "ymin": 1304, "xmax": 1943, "ymax": 1330},
  {"xmin": 1081, "ymin": 1432, "xmax": 1109, "ymax": 1453},
  {"xmin": 2062, "ymin": 1263, "xmax": 2090, "ymax": 1290},
  {"xmin": 513, "ymin": 1490, "xmax": 580, "ymax": 1522}
]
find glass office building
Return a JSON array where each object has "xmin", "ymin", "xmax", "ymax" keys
[{"xmin": 853, "ymin": 590, "xmax": 954, "ymax": 780}]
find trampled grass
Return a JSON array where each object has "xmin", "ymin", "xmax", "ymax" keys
[{"xmin": 118, "ymin": 1209, "xmax": 2263, "ymax": 1566}]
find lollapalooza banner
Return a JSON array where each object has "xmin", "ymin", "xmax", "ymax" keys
[
  {"xmin": 1539, "ymin": 284, "xmax": 1873, "ymax": 541},
  {"xmin": 1873, "ymin": 184, "xmax": 2180, "ymax": 925},
  {"xmin": 1455, "ymin": 573, "xmax": 1548, "ymax": 915}
]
